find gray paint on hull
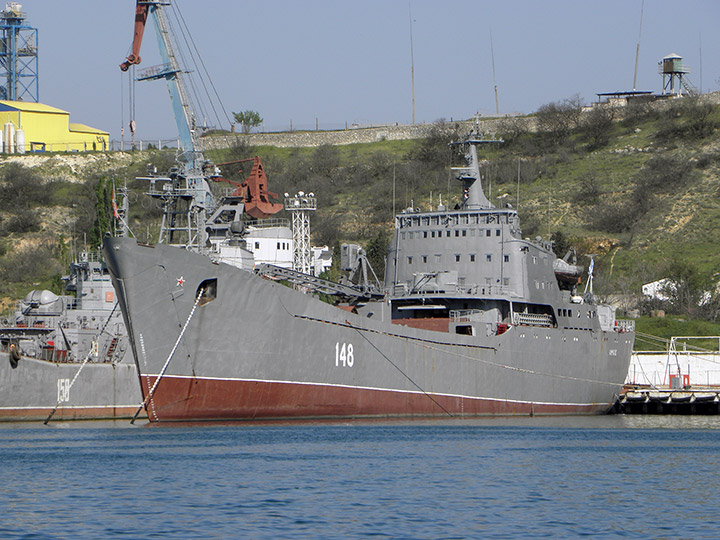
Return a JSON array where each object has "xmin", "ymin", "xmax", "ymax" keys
[
  {"xmin": 104, "ymin": 237, "xmax": 633, "ymax": 419},
  {"xmin": 0, "ymin": 353, "xmax": 143, "ymax": 421}
]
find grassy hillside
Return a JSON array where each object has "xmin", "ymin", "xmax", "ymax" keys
[{"xmin": 0, "ymin": 94, "xmax": 719, "ymax": 338}]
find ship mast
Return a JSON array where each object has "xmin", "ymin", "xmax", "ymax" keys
[{"xmin": 450, "ymin": 136, "xmax": 503, "ymax": 210}]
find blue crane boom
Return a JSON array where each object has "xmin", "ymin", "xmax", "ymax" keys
[{"xmin": 120, "ymin": 0, "xmax": 215, "ymax": 248}]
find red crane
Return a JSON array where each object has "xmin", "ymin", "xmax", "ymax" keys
[
  {"xmin": 214, "ymin": 157, "xmax": 283, "ymax": 220},
  {"xmin": 120, "ymin": 2, "xmax": 149, "ymax": 71}
]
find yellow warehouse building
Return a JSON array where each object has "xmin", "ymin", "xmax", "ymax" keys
[{"xmin": 0, "ymin": 100, "xmax": 109, "ymax": 152}]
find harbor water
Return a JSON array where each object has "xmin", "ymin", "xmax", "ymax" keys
[{"xmin": 3, "ymin": 416, "xmax": 720, "ymax": 539}]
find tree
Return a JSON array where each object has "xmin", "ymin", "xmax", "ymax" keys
[
  {"xmin": 583, "ymin": 105, "xmax": 615, "ymax": 149},
  {"xmin": 550, "ymin": 230, "xmax": 572, "ymax": 259},
  {"xmin": 535, "ymin": 95, "xmax": 584, "ymax": 145},
  {"xmin": 232, "ymin": 110, "xmax": 263, "ymax": 134},
  {"xmin": 366, "ymin": 229, "xmax": 390, "ymax": 282},
  {"xmin": 660, "ymin": 259, "xmax": 711, "ymax": 316},
  {"xmin": 89, "ymin": 177, "xmax": 112, "ymax": 247}
]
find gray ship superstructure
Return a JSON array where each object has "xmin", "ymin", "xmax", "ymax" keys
[
  {"xmin": 103, "ymin": 136, "xmax": 635, "ymax": 422},
  {"xmin": 0, "ymin": 251, "xmax": 142, "ymax": 421}
]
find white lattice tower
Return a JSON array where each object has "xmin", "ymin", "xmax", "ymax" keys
[{"xmin": 285, "ymin": 192, "xmax": 316, "ymax": 275}]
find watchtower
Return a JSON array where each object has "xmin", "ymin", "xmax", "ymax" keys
[{"xmin": 659, "ymin": 53, "xmax": 696, "ymax": 96}]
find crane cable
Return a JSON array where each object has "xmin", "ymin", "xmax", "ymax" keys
[{"xmin": 170, "ymin": 1, "xmax": 231, "ymax": 130}]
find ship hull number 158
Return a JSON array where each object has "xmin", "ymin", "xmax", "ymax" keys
[{"xmin": 335, "ymin": 342, "xmax": 354, "ymax": 367}]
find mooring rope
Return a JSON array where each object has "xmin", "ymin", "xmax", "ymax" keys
[
  {"xmin": 44, "ymin": 303, "xmax": 120, "ymax": 425},
  {"xmin": 351, "ymin": 326, "xmax": 454, "ymax": 417},
  {"xmin": 131, "ymin": 288, "xmax": 204, "ymax": 424}
]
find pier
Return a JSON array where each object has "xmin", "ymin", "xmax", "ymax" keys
[
  {"xmin": 617, "ymin": 335, "xmax": 720, "ymax": 414},
  {"xmin": 614, "ymin": 387, "xmax": 720, "ymax": 414}
]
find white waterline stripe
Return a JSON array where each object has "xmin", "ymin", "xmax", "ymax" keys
[{"xmin": 0, "ymin": 405, "xmax": 139, "ymax": 411}]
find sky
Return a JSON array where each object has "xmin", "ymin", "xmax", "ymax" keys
[{"xmin": 22, "ymin": 0, "xmax": 720, "ymax": 142}]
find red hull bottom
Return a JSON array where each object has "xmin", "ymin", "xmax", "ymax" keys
[
  {"xmin": 0, "ymin": 406, "xmax": 143, "ymax": 422},
  {"xmin": 142, "ymin": 376, "xmax": 611, "ymax": 421}
]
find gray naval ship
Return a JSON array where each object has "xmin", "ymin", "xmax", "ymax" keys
[
  {"xmin": 0, "ymin": 250, "xmax": 142, "ymax": 421},
  {"xmin": 103, "ymin": 136, "xmax": 635, "ymax": 422}
]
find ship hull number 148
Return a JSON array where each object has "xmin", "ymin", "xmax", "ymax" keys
[{"xmin": 335, "ymin": 342, "xmax": 354, "ymax": 367}]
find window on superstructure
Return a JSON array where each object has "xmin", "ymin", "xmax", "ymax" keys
[
  {"xmin": 470, "ymin": 254, "xmax": 476, "ymax": 262},
  {"xmin": 486, "ymin": 230, "xmax": 491, "ymax": 237},
  {"xmin": 470, "ymin": 229, "xmax": 475, "ymax": 237},
  {"xmin": 277, "ymin": 242, "xmax": 281, "ymax": 249},
  {"xmin": 255, "ymin": 241, "xmax": 260, "ymax": 249},
  {"xmin": 409, "ymin": 232, "xmax": 414, "ymax": 239},
  {"xmin": 462, "ymin": 230, "xmax": 467, "ymax": 237},
  {"xmin": 423, "ymin": 231, "xmax": 428, "ymax": 238},
  {"xmin": 435, "ymin": 254, "xmax": 441, "ymax": 263},
  {"xmin": 401, "ymin": 232, "xmax": 406, "ymax": 240},
  {"xmin": 408, "ymin": 256, "xmax": 413, "ymax": 264},
  {"xmin": 504, "ymin": 255, "xmax": 510, "ymax": 263},
  {"xmin": 422, "ymin": 255, "xmax": 427, "ymax": 263},
  {"xmin": 486, "ymin": 254, "xmax": 492, "ymax": 262},
  {"xmin": 455, "ymin": 254, "xmax": 461, "ymax": 262},
  {"xmin": 431, "ymin": 231, "xmax": 436, "ymax": 238},
  {"xmin": 446, "ymin": 230, "xmax": 450, "ymax": 237},
  {"xmin": 496, "ymin": 229, "xmax": 501, "ymax": 236},
  {"xmin": 503, "ymin": 278, "xmax": 510, "ymax": 286},
  {"xmin": 455, "ymin": 230, "xmax": 459, "ymax": 237}
]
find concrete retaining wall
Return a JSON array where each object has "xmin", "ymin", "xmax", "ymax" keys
[
  {"xmin": 199, "ymin": 91, "xmax": 720, "ymax": 151},
  {"xmin": 199, "ymin": 117, "xmax": 518, "ymax": 150}
]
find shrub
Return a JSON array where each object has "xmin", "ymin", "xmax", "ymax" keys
[
  {"xmin": 2, "ymin": 208, "xmax": 39, "ymax": 234},
  {"xmin": 573, "ymin": 174, "xmax": 602, "ymax": 205},
  {"xmin": 634, "ymin": 154, "xmax": 695, "ymax": 193},
  {"xmin": 582, "ymin": 106, "xmax": 616, "ymax": 149},
  {"xmin": 656, "ymin": 96, "xmax": 718, "ymax": 141},
  {"xmin": 408, "ymin": 121, "xmax": 459, "ymax": 167},
  {"xmin": 0, "ymin": 163, "xmax": 50, "ymax": 210},
  {"xmin": 496, "ymin": 116, "xmax": 530, "ymax": 146},
  {"xmin": 589, "ymin": 201, "xmax": 632, "ymax": 233},
  {"xmin": 0, "ymin": 242, "xmax": 62, "ymax": 291},
  {"xmin": 620, "ymin": 97, "xmax": 657, "ymax": 128},
  {"xmin": 535, "ymin": 95, "xmax": 584, "ymax": 145}
]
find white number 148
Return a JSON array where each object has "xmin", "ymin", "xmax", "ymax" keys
[{"xmin": 335, "ymin": 342, "xmax": 354, "ymax": 367}]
